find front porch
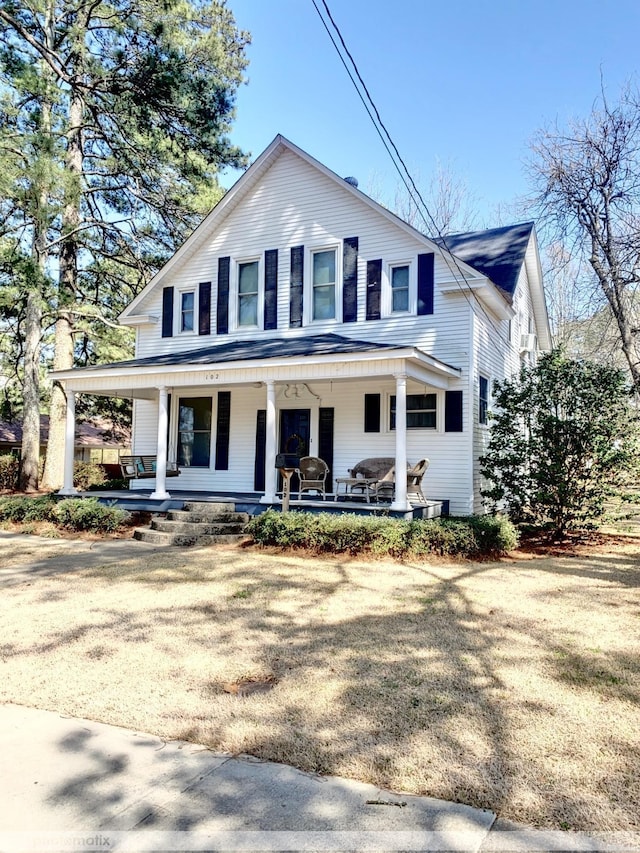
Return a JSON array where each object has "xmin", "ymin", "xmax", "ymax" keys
[{"xmin": 85, "ymin": 488, "xmax": 447, "ymax": 520}]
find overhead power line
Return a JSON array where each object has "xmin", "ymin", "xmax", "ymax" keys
[{"xmin": 311, "ymin": 0, "xmax": 510, "ymax": 355}]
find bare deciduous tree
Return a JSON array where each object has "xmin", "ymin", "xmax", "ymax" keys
[
  {"xmin": 367, "ymin": 159, "xmax": 479, "ymax": 236},
  {"xmin": 528, "ymin": 85, "xmax": 640, "ymax": 390}
]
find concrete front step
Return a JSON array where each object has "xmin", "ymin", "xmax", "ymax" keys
[
  {"xmin": 166, "ymin": 509, "xmax": 250, "ymax": 524},
  {"xmin": 151, "ymin": 520, "xmax": 247, "ymax": 536},
  {"xmin": 182, "ymin": 501, "xmax": 235, "ymax": 513},
  {"xmin": 133, "ymin": 528, "xmax": 248, "ymax": 547}
]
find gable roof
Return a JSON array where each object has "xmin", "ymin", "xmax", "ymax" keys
[
  {"xmin": 120, "ymin": 135, "xmax": 488, "ymax": 323},
  {"xmin": 433, "ymin": 222, "xmax": 535, "ymax": 299}
]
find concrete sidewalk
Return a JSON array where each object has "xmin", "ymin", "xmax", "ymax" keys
[
  {"xmin": 0, "ymin": 704, "xmax": 497, "ymax": 850},
  {"xmin": 1, "ymin": 705, "xmax": 636, "ymax": 853}
]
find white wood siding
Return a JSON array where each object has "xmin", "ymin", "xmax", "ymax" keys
[
  {"xmin": 133, "ymin": 148, "xmax": 470, "ymax": 370},
  {"xmin": 130, "ymin": 377, "xmax": 474, "ymax": 513}
]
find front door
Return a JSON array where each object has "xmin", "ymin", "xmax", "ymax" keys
[{"xmin": 279, "ymin": 409, "xmax": 310, "ymax": 494}]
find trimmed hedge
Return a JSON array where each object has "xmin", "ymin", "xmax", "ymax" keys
[
  {"xmin": 0, "ymin": 495, "xmax": 126, "ymax": 533},
  {"xmin": 246, "ymin": 511, "xmax": 518, "ymax": 558}
]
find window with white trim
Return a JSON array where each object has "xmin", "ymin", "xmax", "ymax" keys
[
  {"xmin": 479, "ymin": 376, "xmax": 489, "ymax": 425},
  {"xmin": 390, "ymin": 393, "xmax": 437, "ymax": 429},
  {"xmin": 180, "ymin": 290, "xmax": 195, "ymax": 333},
  {"xmin": 312, "ymin": 249, "xmax": 337, "ymax": 320},
  {"xmin": 177, "ymin": 397, "xmax": 212, "ymax": 468},
  {"xmin": 390, "ymin": 264, "xmax": 410, "ymax": 313},
  {"xmin": 238, "ymin": 260, "xmax": 259, "ymax": 327}
]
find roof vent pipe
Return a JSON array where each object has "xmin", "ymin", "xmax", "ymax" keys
[{"xmin": 343, "ymin": 176, "xmax": 358, "ymax": 188}]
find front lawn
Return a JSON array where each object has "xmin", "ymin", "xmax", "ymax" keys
[{"xmin": 0, "ymin": 537, "xmax": 638, "ymax": 831}]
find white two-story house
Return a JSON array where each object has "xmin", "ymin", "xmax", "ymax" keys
[{"xmin": 51, "ymin": 135, "xmax": 551, "ymax": 515}]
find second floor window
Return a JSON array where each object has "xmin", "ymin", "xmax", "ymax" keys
[
  {"xmin": 312, "ymin": 249, "xmax": 336, "ymax": 320},
  {"xmin": 238, "ymin": 261, "xmax": 259, "ymax": 326},
  {"xmin": 181, "ymin": 291, "xmax": 195, "ymax": 332},
  {"xmin": 479, "ymin": 376, "xmax": 489, "ymax": 425},
  {"xmin": 391, "ymin": 264, "xmax": 410, "ymax": 312}
]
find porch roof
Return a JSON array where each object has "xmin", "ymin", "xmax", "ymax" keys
[{"xmin": 51, "ymin": 333, "xmax": 461, "ymax": 392}]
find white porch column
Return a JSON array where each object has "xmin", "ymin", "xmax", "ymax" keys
[
  {"xmin": 261, "ymin": 380, "xmax": 278, "ymax": 503},
  {"xmin": 150, "ymin": 385, "xmax": 170, "ymax": 500},
  {"xmin": 58, "ymin": 387, "xmax": 78, "ymax": 496},
  {"xmin": 391, "ymin": 373, "xmax": 409, "ymax": 511}
]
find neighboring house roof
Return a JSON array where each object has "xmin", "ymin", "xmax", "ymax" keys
[
  {"xmin": 433, "ymin": 222, "xmax": 535, "ymax": 299},
  {"xmin": 0, "ymin": 416, "xmax": 130, "ymax": 447},
  {"xmin": 71, "ymin": 332, "xmax": 457, "ymax": 373}
]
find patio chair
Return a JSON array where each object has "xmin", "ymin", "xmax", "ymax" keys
[
  {"xmin": 296, "ymin": 456, "xmax": 330, "ymax": 500},
  {"xmin": 406, "ymin": 458, "xmax": 429, "ymax": 503}
]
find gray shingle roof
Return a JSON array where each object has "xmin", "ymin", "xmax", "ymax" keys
[
  {"xmin": 434, "ymin": 222, "xmax": 534, "ymax": 298},
  {"xmin": 78, "ymin": 333, "xmax": 403, "ymax": 371}
]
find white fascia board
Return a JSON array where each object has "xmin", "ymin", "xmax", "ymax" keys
[
  {"xmin": 118, "ymin": 314, "xmax": 158, "ymax": 327},
  {"xmin": 525, "ymin": 226, "xmax": 553, "ymax": 351},
  {"xmin": 52, "ymin": 346, "xmax": 461, "ymax": 388},
  {"xmin": 119, "ymin": 135, "xmax": 286, "ymax": 322},
  {"xmin": 439, "ymin": 276, "xmax": 514, "ymax": 320}
]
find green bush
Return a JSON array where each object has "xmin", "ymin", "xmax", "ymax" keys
[
  {"xmin": 246, "ymin": 511, "xmax": 518, "ymax": 559},
  {"xmin": 0, "ymin": 455, "xmax": 19, "ymax": 491},
  {"xmin": 54, "ymin": 498, "xmax": 126, "ymax": 532},
  {"xmin": 0, "ymin": 495, "xmax": 57, "ymax": 523},
  {"xmin": 73, "ymin": 461, "xmax": 107, "ymax": 491}
]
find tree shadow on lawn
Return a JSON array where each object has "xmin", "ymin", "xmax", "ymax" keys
[{"xmin": 3, "ymin": 546, "xmax": 639, "ymax": 830}]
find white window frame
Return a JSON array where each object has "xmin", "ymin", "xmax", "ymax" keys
[
  {"xmin": 173, "ymin": 393, "xmax": 214, "ymax": 469},
  {"xmin": 479, "ymin": 375, "xmax": 490, "ymax": 426},
  {"xmin": 305, "ymin": 244, "xmax": 341, "ymax": 325},
  {"xmin": 232, "ymin": 256, "xmax": 263, "ymax": 331},
  {"xmin": 382, "ymin": 259, "xmax": 415, "ymax": 317},
  {"xmin": 387, "ymin": 390, "xmax": 440, "ymax": 432},
  {"xmin": 176, "ymin": 287, "xmax": 197, "ymax": 335}
]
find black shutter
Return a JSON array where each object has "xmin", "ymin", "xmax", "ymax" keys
[
  {"xmin": 445, "ymin": 390, "xmax": 463, "ymax": 432},
  {"xmin": 254, "ymin": 409, "xmax": 266, "ymax": 491},
  {"xmin": 318, "ymin": 407, "xmax": 334, "ymax": 493},
  {"xmin": 290, "ymin": 245, "xmax": 304, "ymax": 328},
  {"xmin": 417, "ymin": 252, "xmax": 435, "ymax": 315},
  {"xmin": 216, "ymin": 256, "xmax": 230, "ymax": 335},
  {"xmin": 198, "ymin": 281, "xmax": 211, "ymax": 336},
  {"xmin": 364, "ymin": 394, "xmax": 381, "ymax": 433},
  {"xmin": 215, "ymin": 391, "xmax": 231, "ymax": 469},
  {"xmin": 161, "ymin": 286, "xmax": 174, "ymax": 337},
  {"xmin": 366, "ymin": 259, "xmax": 382, "ymax": 320},
  {"xmin": 264, "ymin": 249, "xmax": 278, "ymax": 330},
  {"xmin": 342, "ymin": 237, "xmax": 358, "ymax": 323}
]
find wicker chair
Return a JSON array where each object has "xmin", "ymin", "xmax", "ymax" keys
[
  {"xmin": 296, "ymin": 456, "xmax": 330, "ymax": 500},
  {"xmin": 406, "ymin": 458, "xmax": 429, "ymax": 503}
]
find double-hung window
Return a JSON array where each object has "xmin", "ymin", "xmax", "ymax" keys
[
  {"xmin": 479, "ymin": 376, "xmax": 489, "ymax": 425},
  {"xmin": 390, "ymin": 264, "xmax": 410, "ymax": 313},
  {"xmin": 177, "ymin": 397, "xmax": 212, "ymax": 467},
  {"xmin": 238, "ymin": 260, "xmax": 259, "ymax": 327},
  {"xmin": 180, "ymin": 291, "xmax": 195, "ymax": 332},
  {"xmin": 312, "ymin": 249, "xmax": 337, "ymax": 320},
  {"xmin": 390, "ymin": 393, "xmax": 437, "ymax": 429}
]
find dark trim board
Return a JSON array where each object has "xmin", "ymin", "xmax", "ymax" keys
[{"xmin": 84, "ymin": 489, "xmax": 444, "ymax": 520}]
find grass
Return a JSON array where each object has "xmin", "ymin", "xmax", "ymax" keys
[{"xmin": 0, "ymin": 535, "xmax": 638, "ymax": 831}]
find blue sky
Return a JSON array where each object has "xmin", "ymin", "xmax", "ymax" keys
[{"xmin": 221, "ymin": 0, "xmax": 639, "ymax": 227}]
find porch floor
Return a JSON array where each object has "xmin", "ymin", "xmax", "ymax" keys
[{"xmin": 80, "ymin": 489, "xmax": 445, "ymax": 520}]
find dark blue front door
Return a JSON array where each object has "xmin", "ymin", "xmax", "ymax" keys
[{"xmin": 279, "ymin": 409, "xmax": 310, "ymax": 492}]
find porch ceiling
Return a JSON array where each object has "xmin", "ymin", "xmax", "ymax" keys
[{"xmin": 50, "ymin": 332, "xmax": 461, "ymax": 398}]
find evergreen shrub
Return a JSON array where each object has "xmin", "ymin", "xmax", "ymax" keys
[{"xmin": 246, "ymin": 511, "xmax": 517, "ymax": 558}]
